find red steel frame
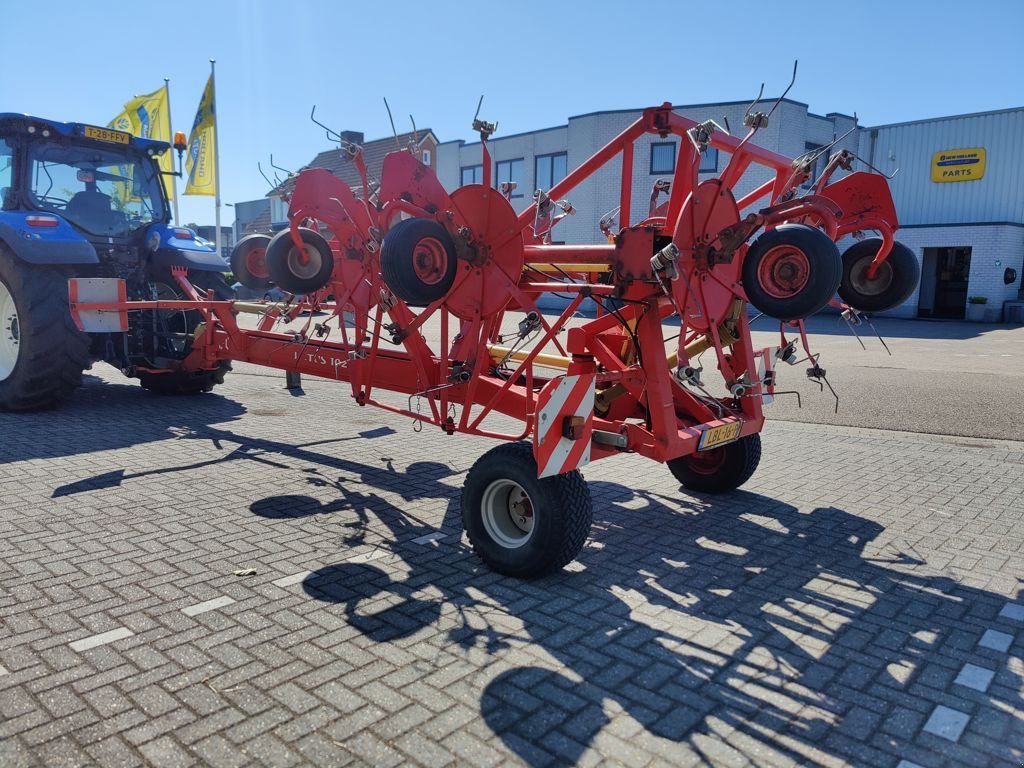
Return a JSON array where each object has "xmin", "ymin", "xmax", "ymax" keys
[{"xmin": 70, "ymin": 103, "xmax": 900, "ymax": 474}]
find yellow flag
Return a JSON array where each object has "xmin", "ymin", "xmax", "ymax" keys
[
  {"xmin": 185, "ymin": 74, "xmax": 216, "ymax": 196},
  {"xmin": 108, "ymin": 110, "xmax": 133, "ymax": 134},
  {"xmin": 109, "ymin": 85, "xmax": 174, "ymax": 201}
]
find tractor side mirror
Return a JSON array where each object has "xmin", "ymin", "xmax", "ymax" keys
[{"xmin": 1005, "ymin": 267, "xmax": 1017, "ymax": 285}]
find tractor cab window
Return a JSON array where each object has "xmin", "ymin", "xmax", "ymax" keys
[
  {"xmin": 0, "ymin": 139, "xmax": 12, "ymax": 209},
  {"xmin": 26, "ymin": 143, "xmax": 167, "ymax": 236}
]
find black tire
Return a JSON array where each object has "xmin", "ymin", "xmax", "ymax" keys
[
  {"xmin": 266, "ymin": 227, "xmax": 334, "ymax": 294},
  {"xmin": 838, "ymin": 239, "xmax": 920, "ymax": 313},
  {"xmin": 138, "ymin": 361, "xmax": 232, "ymax": 395},
  {"xmin": 380, "ymin": 218, "xmax": 458, "ymax": 306},
  {"xmin": 742, "ymin": 224, "xmax": 842, "ymax": 321},
  {"xmin": 137, "ymin": 273, "xmax": 232, "ymax": 395},
  {"xmin": 231, "ymin": 233, "xmax": 273, "ymax": 291},
  {"xmin": 462, "ymin": 442, "xmax": 592, "ymax": 578},
  {"xmin": 667, "ymin": 433, "xmax": 761, "ymax": 494},
  {"xmin": 0, "ymin": 249, "xmax": 90, "ymax": 411}
]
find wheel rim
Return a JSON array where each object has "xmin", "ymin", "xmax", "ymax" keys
[
  {"xmin": 411, "ymin": 237, "xmax": 449, "ymax": 286},
  {"xmin": 481, "ymin": 479, "xmax": 535, "ymax": 549},
  {"xmin": 286, "ymin": 244, "xmax": 323, "ymax": 280},
  {"xmin": 245, "ymin": 246, "xmax": 269, "ymax": 279},
  {"xmin": 848, "ymin": 254, "xmax": 893, "ymax": 297},
  {"xmin": 687, "ymin": 448, "xmax": 727, "ymax": 476},
  {"xmin": 757, "ymin": 245, "xmax": 811, "ymax": 299},
  {"xmin": 0, "ymin": 279, "xmax": 21, "ymax": 381}
]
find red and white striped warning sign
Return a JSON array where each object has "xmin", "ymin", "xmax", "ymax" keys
[{"xmin": 533, "ymin": 373, "xmax": 595, "ymax": 478}]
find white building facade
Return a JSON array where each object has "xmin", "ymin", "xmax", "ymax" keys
[{"xmin": 437, "ymin": 101, "xmax": 1024, "ymax": 320}]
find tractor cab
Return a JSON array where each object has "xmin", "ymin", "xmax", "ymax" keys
[{"xmin": 0, "ymin": 115, "xmax": 170, "ymax": 243}]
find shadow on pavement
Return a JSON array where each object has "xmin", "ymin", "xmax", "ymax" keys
[
  {"xmin": 275, "ymin": 465, "xmax": 1022, "ymax": 767},
  {"xmin": 45, "ymin": 400, "xmax": 1020, "ymax": 764},
  {"xmin": 47, "ymin": 414, "xmax": 400, "ymax": 497},
  {"xmin": 1, "ymin": 374, "xmax": 247, "ymax": 466}
]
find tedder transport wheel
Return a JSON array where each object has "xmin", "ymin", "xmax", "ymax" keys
[
  {"xmin": 380, "ymin": 218, "xmax": 458, "ymax": 306},
  {"xmin": 742, "ymin": 224, "xmax": 842, "ymax": 321},
  {"xmin": 462, "ymin": 442, "xmax": 593, "ymax": 578},
  {"xmin": 0, "ymin": 250, "xmax": 90, "ymax": 411},
  {"xmin": 231, "ymin": 233, "xmax": 273, "ymax": 291},
  {"xmin": 266, "ymin": 227, "xmax": 334, "ymax": 295},
  {"xmin": 667, "ymin": 433, "xmax": 762, "ymax": 494},
  {"xmin": 838, "ymin": 239, "xmax": 920, "ymax": 313}
]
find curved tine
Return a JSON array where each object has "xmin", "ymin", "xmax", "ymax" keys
[
  {"xmin": 383, "ymin": 97, "xmax": 400, "ymax": 150},
  {"xmin": 766, "ymin": 60, "xmax": 799, "ymax": 120},
  {"xmin": 310, "ymin": 105, "xmax": 342, "ymax": 142},
  {"xmin": 257, "ymin": 162, "xmax": 275, "ymax": 189},
  {"xmin": 852, "ymin": 153, "xmax": 900, "ymax": 180},
  {"xmin": 744, "ymin": 82, "xmax": 765, "ymax": 118},
  {"xmin": 269, "ymin": 153, "xmax": 294, "ymax": 176}
]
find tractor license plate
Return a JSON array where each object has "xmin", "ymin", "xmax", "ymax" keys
[
  {"xmin": 698, "ymin": 421, "xmax": 743, "ymax": 451},
  {"xmin": 83, "ymin": 126, "xmax": 131, "ymax": 145}
]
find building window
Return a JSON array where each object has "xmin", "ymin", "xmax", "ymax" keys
[
  {"xmin": 535, "ymin": 152, "xmax": 568, "ymax": 191},
  {"xmin": 699, "ymin": 147, "xmax": 719, "ymax": 173},
  {"xmin": 650, "ymin": 142, "xmax": 676, "ymax": 175},
  {"xmin": 270, "ymin": 196, "xmax": 288, "ymax": 225},
  {"xmin": 461, "ymin": 164, "xmax": 482, "ymax": 185},
  {"xmin": 803, "ymin": 143, "xmax": 829, "ymax": 187},
  {"xmin": 495, "ymin": 158, "xmax": 525, "ymax": 198},
  {"xmin": 421, "ymin": 149, "xmax": 431, "ymax": 166}
]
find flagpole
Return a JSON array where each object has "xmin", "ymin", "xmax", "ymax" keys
[
  {"xmin": 210, "ymin": 59, "xmax": 222, "ymax": 261},
  {"xmin": 164, "ymin": 77, "xmax": 180, "ymax": 226}
]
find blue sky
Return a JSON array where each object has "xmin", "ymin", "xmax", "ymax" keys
[{"xmin": 1, "ymin": 0, "xmax": 1020, "ymax": 228}]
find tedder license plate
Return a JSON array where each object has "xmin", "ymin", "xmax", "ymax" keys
[
  {"xmin": 698, "ymin": 421, "xmax": 743, "ymax": 450},
  {"xmin": 83, "ymin": 126, "xmax": 131, "ymax": 144}
]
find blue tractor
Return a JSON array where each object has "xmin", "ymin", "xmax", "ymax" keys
[{"xmin": 0, "ymin": 114, "xmax": 233, "ymax": 410}]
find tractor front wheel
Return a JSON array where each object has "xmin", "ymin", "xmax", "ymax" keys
[
  {"xmin": 838, "ymin": 239, "xmax": 920, "ymax": 313},
  {"xmin": 462, "ymin": 442, "xmax": 592, "ymax": 578},
  {"xmin": 667, "ymin": 433, "xmax": 761, "ymax": 494},
  {"xmin": 742, "ymin": 224, "xmax": 842, "ymax": 321},
  {"xmin": 137, "ymin": 273, "xmax": 232, "ymax": 395},
  {"xmin": 0, "ymin": 249, "xmax": 90, "ymax": 411}
]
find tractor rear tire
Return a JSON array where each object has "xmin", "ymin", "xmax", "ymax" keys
[
  {"xmin": 838, "ymin": 239, "xmax": 920, "ymax": 313},
  {"xmin": 266, "ymin": 228, "xmax": 334, "ymax": 295},
  {"xmin": 380, "ymin": 218, "xmax": 458, "ymax": 306},
  {"xmin": 0, "ymin": 250, "xmax": 90, "ymax": 411},
  {"xmin": 742, "ymin": 224, "xmax": 842, "ymax": 321},
  {"xmin": 667, "ymin": 433, "xmax": 761, "ymax": 494},
  {"xmin": 231, "ymin": 233, "xmax": 273, "ymax": 291},
  {"xmin": 462, "ymin": 442, "xmax": 592, "ymax": 578}
]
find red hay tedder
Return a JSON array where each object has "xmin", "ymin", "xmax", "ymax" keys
[{"xmin": 70, "ymin": 91, "xmax": 918, "ymax": 578}]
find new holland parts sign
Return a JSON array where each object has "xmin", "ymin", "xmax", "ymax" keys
[{"xmin": 931, "ymin": 148, "xmax": 986, "ymax": 182}]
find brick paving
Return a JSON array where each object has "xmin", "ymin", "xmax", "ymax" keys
[{"xmin": 1, "ymin": 365, "xmax": 1022, "ymax": 767}]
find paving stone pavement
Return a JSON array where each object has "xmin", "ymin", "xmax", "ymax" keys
[{"xmin": 1, "ymin": 365, "xmax": 1022, "ymax": 767}]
